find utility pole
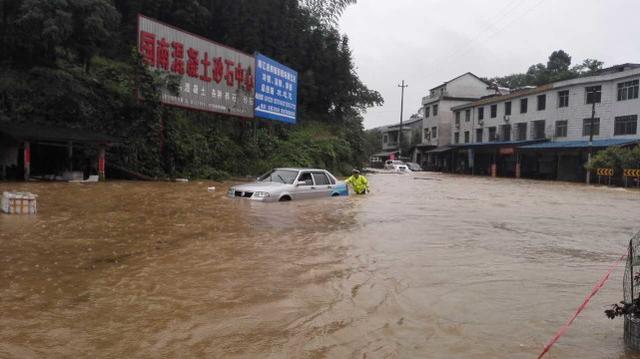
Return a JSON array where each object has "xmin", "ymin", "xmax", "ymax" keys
[
  {"xmin": 586, "ymin": 101, "xmax": 596, "ymax": 185},
  {"xmin": 397, "ymin": 80, "xmax": 408, "ymax": 158}
]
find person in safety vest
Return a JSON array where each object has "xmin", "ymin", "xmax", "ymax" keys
[{"xmin": 345, "ymin": 169, "xmax": 369, "ymax": 195}]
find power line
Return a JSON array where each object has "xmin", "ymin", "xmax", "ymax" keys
[
  {"xmin": 424, "ymin": 0, "xmax": 547, "ymax": 75},
  {"xmin": 423, "ymin": 0, "xmax": 528, "ymax": 70}
]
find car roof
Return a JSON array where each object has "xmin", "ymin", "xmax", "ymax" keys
[{"xmin": 274, "ymin": 168, "xmax": 328, "ymax": 172}]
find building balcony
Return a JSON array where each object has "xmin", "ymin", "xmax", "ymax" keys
[
  {"xmin": 382, "ymin": 142, "xmax": 399, "ymax": 150},
  {"xmin": 422, "ymin": 90, "xmax": 449, "ymax": 104}
]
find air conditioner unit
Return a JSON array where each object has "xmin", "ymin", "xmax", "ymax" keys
[
  {"xmin": 504, "ymin": 115, "xmax": 510, "ymax": 122},
  {"xmin": 478, "ymin": 120, "xmax": 484, "ymax": 126}
]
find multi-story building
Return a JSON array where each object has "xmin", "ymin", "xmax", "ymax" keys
[
  {"xmin": 369, "ymin": 113, "xmax": 423, "ymax": 167},
  {"xmin": 380, "ymin": 114, "xmax": 423, "ymax": 152},
  {"xmin": 449, "ymin": 64, "xmax": 640, "ymax": 180},
  {"xmin": 417, "ymin": 72, "xmax": 504, "ymax": 169}
]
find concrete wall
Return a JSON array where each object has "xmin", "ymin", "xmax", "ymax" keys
[{"xmin": 445, "ymin": 73, "xmax": 496, "ymax": 99}]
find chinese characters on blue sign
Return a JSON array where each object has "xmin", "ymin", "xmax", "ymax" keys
[{"xmin": 255, "ymin": 53, "xmax": 298, "ymax": 124}]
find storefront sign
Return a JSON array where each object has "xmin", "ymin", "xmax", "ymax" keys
[{"xmin": 500, "ymin": 147, "xmax": 515, "ymax": 155}]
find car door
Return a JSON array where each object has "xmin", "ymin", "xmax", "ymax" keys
[
  {"xmin": 311, "ymin": 171, "xmax": 334, "ymax": 198},
  {"xmin": 292, "ymin": 171, "xmax": 316, "ymax": 200}
]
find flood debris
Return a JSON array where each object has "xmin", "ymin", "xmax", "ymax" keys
[{"xmin": 1, "ymin": 191, "xmax": 38, "ymax": 215}]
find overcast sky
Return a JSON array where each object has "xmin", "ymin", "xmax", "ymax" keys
[{"xmin": 339, "ymin": 0, "xmax": 640, "ymax": 129}]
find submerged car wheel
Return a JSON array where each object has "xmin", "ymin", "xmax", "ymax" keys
[{"xmin": 279, "ymin": 195, "xmax": 292, "ymax": 202}]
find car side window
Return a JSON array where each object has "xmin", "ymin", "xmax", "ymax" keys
[
  {"xmin": 312, "ymin": 172, "xmax": 330, "ymax": 185},
  {"xmin": 297, "ymin": 172, "xmax": 313, "ymax": 186}
]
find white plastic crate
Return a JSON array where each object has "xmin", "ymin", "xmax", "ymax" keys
[{"xmin": 1, "ymin": 192, "xmax": 37, "ymax": 215}]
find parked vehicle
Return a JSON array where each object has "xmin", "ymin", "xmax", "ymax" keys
[
  {"xmin": 384, "ymin": 160, "xmax": 405, "ymax": 170},
  {"xmin": 227, "ymin": 168, "xmax": 349, "ymax": 202},
  {"xmin": 384, "ymin": 160, "xmax": 412, "ymax": 173},
  {"xmin": 406, "ymin": 162, "xmax": 423, "ymax": 171}
]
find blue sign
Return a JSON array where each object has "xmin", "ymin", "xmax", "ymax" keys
[{"xmin": 254, "ymin": 53, "xmax": 298, "ymax": 124}]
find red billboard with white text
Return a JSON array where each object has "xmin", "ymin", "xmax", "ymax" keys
[{"xmin": 137, "ymin": 15, "xmax": 255, "ymax": 118}]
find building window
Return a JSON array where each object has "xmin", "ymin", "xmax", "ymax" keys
[
  {"xmin": 501, "ymin": 124, "xmax": 511, "ymax": 141},
  {"xmin": 476, "ymin": 128, "xmax": 483, "ymax": 143},
  {"xmin": 454, "ymin": 132, "xmax": 459, "ymax": 144},
  {"xmin": 432, "ymin": 126, "xmax": 437, "ymax": 138},
  {"xmin": 423, "ymin": 129, "xmax": 430, "ymax": 141},
  {"xmin": 558, "ymin": 90, "xmax": 569, "ymax": 108},
  {"xmin": 383, "ymin": 134, "xmax": 388, "ymax": 143},
  {"xmin": 433, "ymin": 104, "xmax": 438, "ymax": 116},
  {"xmin": 505, "ymin": 101, "xmax": 512, "ymax": 116},
  {"xmin": 516, "ymin": 123, "xmax": 527, "ymax": 141},
  {"xmin": 614, "ymin": 115, "xmax": 638, "ymax": 135},
  {"xmin": 537, "ymin": 94, "xmax": 546, "ymax": 111},
  {"xmin": 618, "ymin": 80, "xmax": 639, "ymax": 101},
  {"xmin": 520, "ymin": 98, "xmax": 528, "ymax": 113},
  {"xmin": 465, "ymin": 109, "xmax": 470, "ymax": 121},
  {"xmin": 555, "ymin": 120, "xmax": 568, "ymax": 137},
  {"xmin": 455, "ymin": 111, "xmax": 460, "ymax": 123},
  {"xmin": 488, "ymin": 127, "xmax": 497, "ymax": 142},
  {"xmin": 586, "ymin": 85, "xmax": 602, "ymax": 104},
  {"xmin": 582, "ymin": 118, "xmax": 600, "ymax": 136},
  {"xmin": 490, "ymin": 104, "xmax": 497, "ymax": 118},
  {"xmin": 532, "ymin": 120, "xmax": 546, "ymax": 140},
  {"xmin": 464, "ymin": 131, "xmax": 470, "ymax": 143},
  {"xmin": 478, "ymin": 107, "xmax": 484, "ymax": 120},
  {"xmin": 425, "ymin": 106, "xmax": 430, "ymax": 118}
]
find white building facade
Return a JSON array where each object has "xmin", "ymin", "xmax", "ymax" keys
[
  {"xmin": 449, "ymin": 64, "xmax": 640, "ymax": 180},
  {"xmin": 418, "ymin": 72, "xmax": 503, "ymax": 169}
]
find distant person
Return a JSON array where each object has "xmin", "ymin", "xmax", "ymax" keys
[{"xmin": 345, "ymin": 169, "xmax": 369, "ymax": 195}]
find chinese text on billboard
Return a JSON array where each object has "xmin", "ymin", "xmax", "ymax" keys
[
  {"xmin": 138, "ymin": 15, "xmax": 255, "ymax": 118},
  {"xmin": 255, "ymin": 53, "xmax": 298, "ymax": 124}
]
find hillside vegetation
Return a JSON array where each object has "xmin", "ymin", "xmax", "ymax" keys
[{"xmin": 0, "ymin": 0, "xmax": 382, "ymax": 179}]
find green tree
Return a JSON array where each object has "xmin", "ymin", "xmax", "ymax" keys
[
  {"xmin": 67, "ymin": 0, "xmax": 121, "ymax": 73},
  {"xmin": 547, "ymin": 49, "xmax": 571, "ymax": 73},
  {"xmin": 572, "ymin": 58, "xmax": 604, "ymax": 75},
  {"xmin": 488, "ymin": 50, "xmax": 604, "ymax": 88},
  {"xmin": 300, "ymin": 0, "xmax": 357, "ymax": 25}
]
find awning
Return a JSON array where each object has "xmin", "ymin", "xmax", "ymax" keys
[
  {"xmin": 426, "ymin": 146, "xmax": 453, "ymax": 153},
  {"xmin": 0, "ymin": 123, "xmax": 120, "ymax": 146},
  {"xmin": 371, "ymin": 151, "xmax": 397, "ymax": 157},
  {"xmin": 415, "ymin": 143, "xmax": 437, "ymax": 149},
  {"xmin": 452, "ymin": 139, "xmax": 546, "ymax": 149},
  {"xmin": 519, "ymin": 139, "xmax": 640, "ymax": 150}
]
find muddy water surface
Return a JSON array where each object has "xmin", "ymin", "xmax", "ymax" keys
[{"xmin": 1, "ymin": 174, "xmax": 640, "ymax": 358}]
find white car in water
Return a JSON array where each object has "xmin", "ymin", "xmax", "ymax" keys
[
  {"xmin": 227, "ymin": 168, "xmax": 349, "ymax": 202},
  {"xmin": 384, "ymin": 160, "xmax": 412, "ymax": 173}
]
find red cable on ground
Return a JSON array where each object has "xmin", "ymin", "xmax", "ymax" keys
[{"xmin": 538, "ymin": 253, "xmax": 627, "ymax": 359}]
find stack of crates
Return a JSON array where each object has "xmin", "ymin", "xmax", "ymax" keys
[{"xmin": 1, "ymin": 192, "xmax": 37, "ymax": 215}]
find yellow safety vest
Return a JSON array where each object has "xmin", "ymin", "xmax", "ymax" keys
[{"xmin": 346, "ymin": 175, "xmax": 369, "ymax": 194}]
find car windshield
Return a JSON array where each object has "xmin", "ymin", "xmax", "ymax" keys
[{"xmin": 258, "ymin": 169, "xmax": 298, "ymax": 184}]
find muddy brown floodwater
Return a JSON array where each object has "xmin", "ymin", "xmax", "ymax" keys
[{"xmin": 1, "ymin": 173, "xmax": 640, "ymax": 358}]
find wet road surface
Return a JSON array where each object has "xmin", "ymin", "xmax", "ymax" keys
[{"xmin": 1, "ymin": 173, "xmax": 640, "ymax": 358}]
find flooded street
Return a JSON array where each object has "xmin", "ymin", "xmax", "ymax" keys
[{"xmin": 1, "ymin": 174, "xmax": 640, "ymax": 358}]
